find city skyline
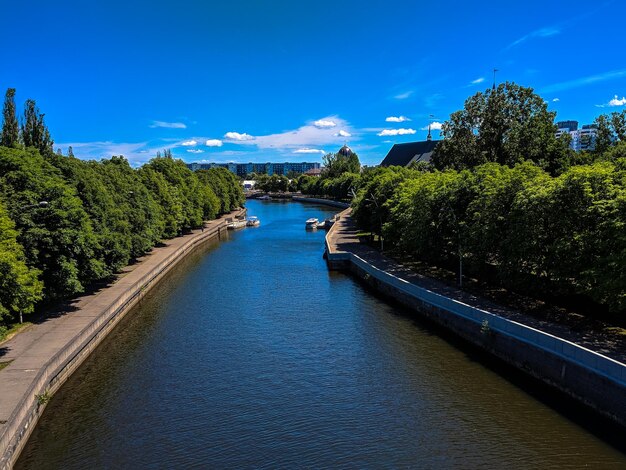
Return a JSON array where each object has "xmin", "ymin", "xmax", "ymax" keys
[{"xmin": 1, "ymin": 0, "xmax": 625, "ymax": 166}]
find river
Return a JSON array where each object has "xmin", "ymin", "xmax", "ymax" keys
[{"xmin": 16, "ymin": 200, "xmax": 626, "ymax": 468}]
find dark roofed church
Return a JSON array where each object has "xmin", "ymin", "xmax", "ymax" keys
[{"xmin": 380, "ymin": 140, "xmax": 439, "ymax": 167}]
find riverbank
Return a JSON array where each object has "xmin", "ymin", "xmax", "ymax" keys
[
  {"xmin": 326, "ymin": 208, "xmax": 626, "ymax": 427},
  {"xmin": 0, "ymin": 208, "xmax": 245, "ymax": 469},
  {"xmin": 245, "ymin": 191, "xmax": 350, "ymax": 209}
]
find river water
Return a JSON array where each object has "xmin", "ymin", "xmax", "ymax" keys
[{"xmin": 16, "ymin": 200, "xmax": 626, "ymax": 468}]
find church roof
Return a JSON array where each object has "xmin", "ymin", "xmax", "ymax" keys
[
  {"xmin": 380, "ymin": 140, "xmax": 439, "ymax": 167},
  {"xmin": 338, "ymin": 144, "xmax": 353, "ymax": 157}
]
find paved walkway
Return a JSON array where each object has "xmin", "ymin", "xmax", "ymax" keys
[
  {"xmin": 0, "ymin": 210, "xmax": 243, "ymax": 435},
  {"xmin": 327, "ymin": 208, "xmax": 626, "ymax": 364}
]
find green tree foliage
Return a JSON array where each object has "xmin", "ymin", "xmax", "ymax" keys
[
  {"xmin": 433, "ymin": 82, "xmax": 570, "ymax": 174},
  {"xmin": 0, "ymin": 147, "xmax": 100, "ymax": 299},
  {"xmin": 593, "ymin": 111, "xmax": 626, "ymax": 155},
  {"xmin": 353, "ymin": 160, "xmax": 626, "ymax": 315},
  {"xmin": 352, "ymin": 166, "xmax": 414, "ymax": 237},
  {"xmin": 196, "ymin": 167, "xmax": 244, "ymax": 214},
  {"xmin": 0, "ymin": 199, "xmax": 43, "ymax": 326},
  {"xmin": 0, "ymin": 93, "xmax": 243, "ymax": 328},
  {"xmin": 21, "ymin": 99, "xmax": 53, "ymax": 155},
  {"xmin": 322, "ymin": 149, "xmax": 361, "ymax": 178},
  {"xmin": 1, "ymin": 88, "xmax": 20, "ymax": 148},
  {"xmin": 143, "ymin": 155, "xmax": 219, "ymax": 230}
]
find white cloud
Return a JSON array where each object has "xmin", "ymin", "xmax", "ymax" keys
[
  {"xmin": 377, "ymin": 128, "xmax": 417, "ymax": 136},
  {"xmin": 294, "ymin": 148, "xmax": 325, "ymax": 154},
  {"xmin": 394, "ymin": 91, "xmax": 413, "ymax": 100},
  {"xmin": 386, "ymin": 116, "xmax": 411, "ymax": 122},
  {"xmin": 205, "ymin": 139, "xmax": 223, "ymax": 147},
  {"xmin": 335, "ymin": 130, "xmax": 352, "ymax": 137},
  {"xmin": 542, "ymin": 69, "xmax": 626, "ymax": 94},
  {"xmin": 187, "ymin": 149, "xmax": 204, "ymax": 154},
  {"xmin": 244, "ymin": 116, "xmax": 354, "ymax": 151},
  {"xmin": 471, "ymin": 77, "xmax": 485, "ymax": 85},
  {"xmin": 149, "ymin": 121, "xmax": 187, "ymax": 129},
  {"xmin": 552, "ymin": 98, "xmax": 560, "ymax": 102},
  {"xmin": 181, "ymin": 140, "xmax": 197, "ymax": 146},
  {"xmin": 420, "ymin": 122, "xmax": 443, "ymax": 131},
  {"xmin": 506, "ymin": 26, "xmax": 560, "ymax": 50},
  {"xmin": 224, "ymin": 131, "xmax": 255, "ymax": 141},
  {"xmin": 595, "ymin": 95, "xmax": 626, "ymax": 108},
  {"xmin": 313, "ymin": 119, "xmax": 337, "ymax": 128}
]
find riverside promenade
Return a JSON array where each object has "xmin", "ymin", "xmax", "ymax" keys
[
  {"xmin": 326, "ymin": 208, "xmax": 626, "ymax": 425},
  {"xmin": 0, "ymin": 208, "xmax": 245, "ymax": 468}
]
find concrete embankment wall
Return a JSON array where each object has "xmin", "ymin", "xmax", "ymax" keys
[
  {"xmin": 292, "ymin": 196, "xmax": 350, "ymax": 208},
  {"xmin": 0, "ymin": 210, "xmax": 243, "ymax": 469},
  {"xmin": 325, "ymin": 235, "xmax": 626, "ymax": 427}
]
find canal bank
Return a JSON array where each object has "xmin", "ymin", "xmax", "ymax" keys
[
  {"xmin": 326, "ymin": 208, "xmax": 626, "ymax": 427},
  {"xmin": 0, "ymin": 208, "xmax": 245, "ymax": 469}
]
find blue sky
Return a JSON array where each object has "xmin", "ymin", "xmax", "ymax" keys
[{"xmin": 1, "ymin": 0, "xmax": 625, "ymax": 166}]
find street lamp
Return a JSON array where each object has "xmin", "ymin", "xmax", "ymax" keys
[
  {"xmin": 441, "ymin": 202, "xmax": 464, "ymax": 288},
  {"xmin": 19, "ymin": 201, "xmax": 49, "ymax": 211},
  {"xmin": 365, "ymin": 193, "xmax": 384, "ymax": 252}
]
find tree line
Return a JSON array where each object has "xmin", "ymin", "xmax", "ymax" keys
[
  {"xmin": 351, "ymin": 84, "xmax": 626, "ymax": 317},
  {"xmin": 0, "ymin": 89, "xmax": 244, "ymax": 337},
  {"xmin": 296, "ymin": 82, "xmax": 626, "ymax": 317}
]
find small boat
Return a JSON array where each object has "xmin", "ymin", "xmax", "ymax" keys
[
  {"xmin": 305, "ymin": 218, "xmax": 319, "ymax": 229},
  {"xmin": 246, "ymin": 216, "xmax": 260, "ymax": 227},
  {"xmin": 323, "ymin": 216, "xmax": 337, "ymax": 229},
  {"xmin": 317, "ymin": 220, "xmax": 327, "ymax": 229},
  {"xmin": 227, "ymin": 220, "xmax": 247, "ymax": 230},
  {"xmin": 258, "ymin": 195, "xmax": 272, "ymax": 201}
]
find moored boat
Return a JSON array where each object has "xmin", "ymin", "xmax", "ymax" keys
[
  {"xmin": 227, "ymin": 219, "xmax": 247, "ymax": 230},
  {"xmin": 305, "ymin": 218, "xmax": 319, "ymax": 229},
  {"xmin": 246, "ymin": 216, "xmax": 260, "ymax": 227}
]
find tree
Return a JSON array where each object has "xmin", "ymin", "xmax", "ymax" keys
[
  {"xmin": 432, "ymin": 82, "xmax": 569, "ymax": 174},
  {"xmin": 21, "ymin": 99, "xmax": 53, "ymax": 155},
  {"xmin": 0, "ymin": 199, "xmax": 43, "ymax": 327},
  {"xmin": 1, "ymin": 88, "xmax": 19, "ymax": 148},
  {"xmin": 322, "ymin": 149, "xmax": 360, "ymax": 178},
  {"xmin": 0, "ymin": 146, "xmax": 100, "ymax": 299},
  {"xmin": 593, "ymin": 111, "xmax": 626, "ymax": 155}
]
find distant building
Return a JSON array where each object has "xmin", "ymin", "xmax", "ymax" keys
[
  {"xmin": 186, "ymin": 161, "xmax": 320, "ymax": 177},
  {"xmin": 380, "ymin": 140, "xmax": 439, "ymax": 167},
  {"xmin": 304, "ymin": 167, "xmax": 322, "ymax": 177},
  {"xmin": 555, "ymin": 120, "xmax": 597, "ymax": 151}
]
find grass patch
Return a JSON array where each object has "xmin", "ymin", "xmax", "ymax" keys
[
  {"xmin": 0, "ymin": 322, "xmax": 33, "ymax": 344},
  {"xmin": 0, "ymin": 360, "xmax": 13, "ymax": 371}
]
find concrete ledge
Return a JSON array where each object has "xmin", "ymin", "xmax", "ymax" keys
[
  {"xmin": 325, "ymin": 210, "xmax": 626, "ymax": 427},
  {"xmin": 0, "ymin": 209, "xmax": 244, "ymax": 469},
  {"xmin": 292, "ymin": 196, "xmax": 350, "ymax": 208}
]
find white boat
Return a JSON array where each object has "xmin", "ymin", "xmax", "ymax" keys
[
  {"xmin": 258, "ymin": 195, "xmax": 272, "ymax": 200},
  {"xmin": 246, "ymin": 216, "xmax": 260, "ymax": 227},
  {"xmin": 227, "ymin": 220, "xmax": 247, "ymax": 230},
  {"xmin": 305, "ymin": 218, "xmax": 319, "ymax": 229}
]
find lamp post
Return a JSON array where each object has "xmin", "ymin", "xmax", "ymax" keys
[
  {"xmin": 19, "ymin": 201, "xmax": 49, "ymax": 211},
  {"xmin": 366, "ymin": 193, "xmax": 383, "ymax": 252},
  {"xmin": 442, "ymin": 202, "xmax": 463, "ymax": 288}
]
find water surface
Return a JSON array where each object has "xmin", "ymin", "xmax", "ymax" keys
[{"xmin": 17, "ymin": 200, "xmax": 626, "ymax": 468}]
